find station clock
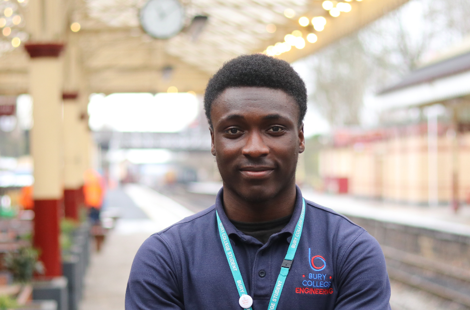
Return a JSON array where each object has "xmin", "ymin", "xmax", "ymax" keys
[{"xmin": 139, "ymin": 0, "xmax": 185, "ymax": 39}]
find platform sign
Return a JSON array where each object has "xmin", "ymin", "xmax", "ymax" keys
[
  {"xmin": 0, "ymin": 97, "xmax": 16, "ymax": 116},
  {"xmin": 0, "ymin": 105, "xmax": 15, "ymax": 116}
]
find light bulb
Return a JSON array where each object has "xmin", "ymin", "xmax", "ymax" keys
[
  {"xmin": 312, "ymin": 16, "xmax": 327, "ymax": 26},
  {"xmin": 2, "ymin": 27, "xmax": 11, "ymax": 36},
  {"xmin": 167, "ymin": 86, "xmax": 178, "ymax": 93},
  {"xmin": 4, "ymin": 8, "xmax": 13, "ymax": 18},
  {"xmin": 12, "ymin": 15, "xmax": 21, "ymax": 25},
  {"xmin": 284, "ymin": 34, "xmax": 297, "ymax": 46},
  {"xmin": 11, "ymin": 37, "xmax": 20, "ymax": 47},
  {"xmin": 71, "ymin": 22, "xmax": 81, "ymax": 32},
  {"xmin": 299, "ymin": 16, "xmax": 309, "ymax": 27},
  {"xmin": 307, "ymin": 33, "xmax": 318, "ymax": 43},
  {"xmin": 295, "ymin": 37, "xmax": 305, "ymax": 49},
  {"xmin": 337, "ymin": 2, "xmax": 352, "ymax": 12},
  {"xmin": 329, "ymin": 7, "xmax": 340, "ymax": 17},
  {"xmin": 284, "ymin": 9, "xmax": 296, "ymax": 19},
  {"xmin": 322, "ymin": 1, "xmax": 334, "ymax": 10},
  {"xmin": 266, "ymin": 24, "xmax": 276, "ymax": 33}
]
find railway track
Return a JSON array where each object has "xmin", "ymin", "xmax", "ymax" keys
[{"xmin": 383, "ymin": 246, "xmax": 470, "ymax": 309}]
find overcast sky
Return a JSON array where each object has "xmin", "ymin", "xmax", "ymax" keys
[
  {"xmin": 88, "ymin": 92, "xmax": 199, "ymax": 132},
  {"xmin": 87, "ymin": 85, "xmax": 329, "ymax": 137}
]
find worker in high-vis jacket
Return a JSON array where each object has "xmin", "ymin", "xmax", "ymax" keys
[
  {"xmin": 126, "ymin": 55, "xmax": 391, "ymax": 310},
  {"xmin": 83, "ymin": 169, "xmax": 105, "ymax": 225},
  {"xmin": 19, "ymin": 185, "xmax": 34, "ymax": 210}
]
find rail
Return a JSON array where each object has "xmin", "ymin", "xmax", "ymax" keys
[{"xmin": 383, "ymin": 245, "xmax": 470, "ymax": 308}]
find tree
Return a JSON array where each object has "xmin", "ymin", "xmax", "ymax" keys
[
  {"xmin": 305, "ymin": 0, "xmax": 470, "ymax": 128},
  {"xmin": 308, "ymin": 34, "xmax": 370, "ymax": 126}
]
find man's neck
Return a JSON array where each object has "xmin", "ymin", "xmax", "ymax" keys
[{"xmin": 222, "ymin": 186, "xmax": 297, "ymax": 223}]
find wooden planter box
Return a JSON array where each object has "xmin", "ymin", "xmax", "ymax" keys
[
  {"xmin": 32, "ymin": 277, "xmax": 68, "ymax": 310},
  {"xmin": 0, "ymin": 283, "xmax": 33, "ymax": 308}
]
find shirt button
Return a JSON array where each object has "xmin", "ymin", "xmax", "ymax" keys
[{"xmin": 258, "ymin": 270, "xmax": 266, "ymax": 278}]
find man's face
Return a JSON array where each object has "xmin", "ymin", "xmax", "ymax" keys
[{"xmin": 210, "ymin": 87, "xmax": 305, "ymax": 203}]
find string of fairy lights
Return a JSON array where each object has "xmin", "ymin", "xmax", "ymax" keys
[
  {"xmin": 264, "ymin": 0, "xmax": 363, "ymax": 57},
  {"xmin": 0, "ymin": 0, "xmax": 27, "ymax": 53},
  {"xmin": 0, "ymin": 0, "xmax": 362, "ymax": 59}
]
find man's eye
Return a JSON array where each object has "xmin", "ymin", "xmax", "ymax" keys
[
  {"xmin": 226, "ymin": 128, "xmax": 241, "ymax": 135},
  {"xmin": 269, "ymin": 126, "xmax": 284, "ymax": 133}
]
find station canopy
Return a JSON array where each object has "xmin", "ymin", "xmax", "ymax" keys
[{"xmin": 0, "ymin": 0, "xmax": 409, "ymax": 95}]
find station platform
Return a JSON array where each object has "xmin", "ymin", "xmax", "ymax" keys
[
  {"xmin": 301, "ymin": 190, "xmax": 470, "ymax": 237},
  {"xmin": 78, "ymin": 184, "xmax": 470, "ymax": 310}
]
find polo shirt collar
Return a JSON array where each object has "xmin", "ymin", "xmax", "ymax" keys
[{"xmin": 214, "ymin": 186, "xmax": 304, "ymax": 241}]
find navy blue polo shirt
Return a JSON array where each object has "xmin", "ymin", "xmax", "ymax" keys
[{"xmin": 126, "ymin": 187, "xmax": 391, "ymax": 309}]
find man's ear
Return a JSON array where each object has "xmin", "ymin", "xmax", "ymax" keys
[
  {"xmin": 210, "ymin": 127, "xmax": 216, "ymax": 156},
  {"xmin": 298, "ymin": 124, "xmax": 305, "ymax": 154}
]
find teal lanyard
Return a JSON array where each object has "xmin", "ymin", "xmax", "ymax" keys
[{"xmin": 216, "ymin": 199, "xmax": 306, "ymax": 310}]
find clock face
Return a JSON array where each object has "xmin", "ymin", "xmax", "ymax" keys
[{"xmin": 140, "ymin": 0, "xmax": 185, "ymax": 39}]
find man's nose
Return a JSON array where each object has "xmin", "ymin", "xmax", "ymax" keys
[{"xmin": 242, "ymin": 131, "xmax": 269, "ymax": 158}]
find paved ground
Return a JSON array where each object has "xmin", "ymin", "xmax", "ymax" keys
[
  {"xmin": 78, "ymin": 184, "xmax": 470, "ymax": 310},
  {"xmin": 79, "ymin": 230, "xmax": 149, "ymax": 310},
  {"xmin": 79, "ymin": 185, "xmax": 192, "ymax": 310}
]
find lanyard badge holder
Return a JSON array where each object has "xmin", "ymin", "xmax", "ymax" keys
[{"xmin": 216, "ymin": 199, "xmax": 306, "ymax": 310}]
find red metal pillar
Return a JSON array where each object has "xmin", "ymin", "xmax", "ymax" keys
[
  {"xmin": 63, "ymin": 92, "xmax": 81, "ymax": 221},
  {"xmin": 33, "ymin": 200, "xmax": 62, "ymax": 277},
  {"xmin": 63, "ymin": 189, "xmax": 79, "ymax": 221},
  {"xmin": 25, "ymin": 43, "xmax": 65, "ymax": 278}
]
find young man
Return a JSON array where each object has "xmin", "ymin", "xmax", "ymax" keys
[{"xmin": 126, "ymin": 55, "xmax": 391, "ymax": 309}]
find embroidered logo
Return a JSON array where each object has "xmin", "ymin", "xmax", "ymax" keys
[
  {"xmin": 295, "ymin": 249, "xmax": 333, "ymax": 295},
  {"xmin": 309, "ymin": 248, "xmax": 326, "ymax": 271}
]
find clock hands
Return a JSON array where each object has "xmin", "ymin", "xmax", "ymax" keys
[
  {"xmin": 154, "ymin": 4, "xmax": 166, "ymax": 19},
  {"xmin": 157, "ymin": 3, "xmax": 179, "ymax": 20},
  {"xmin": 140, "ymin": 0, "xmax": 184, "ymax": 39}
]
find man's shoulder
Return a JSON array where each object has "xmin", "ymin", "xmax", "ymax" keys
[
  {"xmin": 303, "ymin": 198, "xmax": 378, "ymax": 253},
  {"xmin": 304, "ymin": 198, "xmax": 365, "ymax": 231},
  {"xmin": 131, "ymin": 205, "xmax": 218, "ymax": 275},
  {"xmin": 152, "ymin": 205, "xmax": 217, "ymax": 239}
]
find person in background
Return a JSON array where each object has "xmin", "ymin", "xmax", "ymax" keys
[
  {"xmin": 19, "ymin": 185, "xmax": 34, "ymax": 211},
  {"xmin": 83, "ymin": 169, "xmax": 105, "ymax": 225}
]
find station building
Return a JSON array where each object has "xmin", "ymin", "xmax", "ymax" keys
[{"xmin": 319, "ymin": 41, "xmax": 470, "ymax": 208}]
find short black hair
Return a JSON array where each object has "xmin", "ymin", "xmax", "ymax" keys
[{"xmin": 204, "ymin": 54, "xmax": 307, "ymax": 128}]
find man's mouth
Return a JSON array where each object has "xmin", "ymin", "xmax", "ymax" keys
[{"xmin": 239, "ymin": 166, "xmax": 275, "ymax": 179}]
